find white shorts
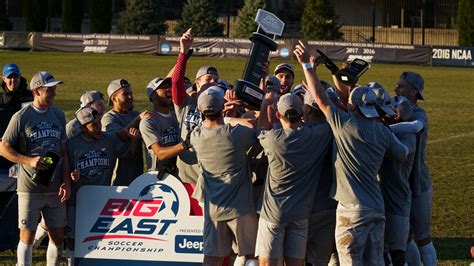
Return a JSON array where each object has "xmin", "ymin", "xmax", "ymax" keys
[
  {"xmin": 18, "ymin": 193, "xmax": 67, "ymax": 230},
  {"xmin": 385, "ymin": 213, "xmax": 409, "ymax": 251},
  {"xmin": 410, "ymin": 188, "xmax": 433, "ymax": 241},
  {"xmin": 255, "ymin": 218, "xmax": 308, "ymax": 260},
  {"xmin": 307, "ymin": 209, "xmax": 336, "ymax": 265},
  {"xmin": 203, "ymin": 212, "xmax": 258, "ymax": 257},
  {"xmin": 335, "ymin": 203, "xmax": 385, "ymax": 266}
]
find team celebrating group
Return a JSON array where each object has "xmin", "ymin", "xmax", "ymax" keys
[{"xmin": 0, "ymin": 28, "xmax": 436, "ymax": 266}]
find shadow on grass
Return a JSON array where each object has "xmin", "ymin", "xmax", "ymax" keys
[{"xmin": 434, "ymin": 237, "xmax": 474, "ymax": 260}]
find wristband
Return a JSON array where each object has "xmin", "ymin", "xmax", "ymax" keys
[{"xmin": 302, "ymin": 62, "xmax": 312, "ymax": 70}]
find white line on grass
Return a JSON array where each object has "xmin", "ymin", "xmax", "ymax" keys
[{"xmin": 428, "ymin": 132, "xmax": 474, "ymax": 144}]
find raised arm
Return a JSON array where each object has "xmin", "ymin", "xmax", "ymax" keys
[
  {"xmin": 293, "ymin": 41, "xmax": 332, "ymax": 117},
  {"xmin": 172, "ymin": 28, "xmax": 193, "ymax": 106}
]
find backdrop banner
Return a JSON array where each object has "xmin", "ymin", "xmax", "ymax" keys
[{"xmin": 431, "ymin": 46, "xmax": 474, "ymax": 67}]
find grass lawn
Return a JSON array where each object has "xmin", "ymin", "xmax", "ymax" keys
[{"xmin": 0, "ymin": 51, "xmax": 473, "ymax": 264}]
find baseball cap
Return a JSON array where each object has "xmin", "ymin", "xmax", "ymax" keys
[
  {"xmin": 391, "ymin": 95, "xmax": 412, "ymax": 121},
  {"xmin": 76, "ymin": 107, "xmax": 99, "ymax": 126},
  {"xmin": 146, "ymin": 77, "xmax": 171, "ymax": 100},
  {"xmin": 325, "ymin": 87, "xmax": 340, "ymax": 104},
  {"xmin": 2, "ymin": 63, "xmax": 20, "ymax": 77},
  {"xmin": 29, "ymin": 71, "xmax": 63, "ymax": 91},
  {"xmin": 303, "ymin": 90, "xmax": 318, "ymax": 110},
  {"xmin": 80, "ymin": 91, "xmax": 104, "ymax": 108},
  {"xmin": 265, "ymin": 76, "xmax": 281, "ymax": 93},
  {"xmin": 371, "ymin": 86, "xmax": 396, "ymax": 116},
  {"xmin": 195, "ymin": 65, "xmax": 218, "ymax": 80},
  {"xmin": 277, "ymin": 93, "xmax": 302, "ymax": 116},
  {"xmin": 107, "ymin": 79, "xmax": 130, "ymax": 106},
  {"xmin": 217, "ymin": 79, "xmax": 229, "ymax": 91},
  {"xmin": 349, "ymin": 86, "xmax": 379, "ymax": 118},
  {"xmin": 292, "ymin": 84, "xmax": 307, "ymax": 96},
  {"xmin": 400, "ymin": 71, "xmax": 424, "ymax": 100},
  {"xmin": 274, "ymin": 63, "xmax": 294, "ymax": 77},
  {"xmin": 197, "ymin": 86, "xmax": 225, "ymax": 114}
]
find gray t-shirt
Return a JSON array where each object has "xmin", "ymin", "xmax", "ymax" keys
[
  {"xmin": 410, "ymin": 105, "xmax": 431, "ymax": 196},
  {"xmin": 101, "ymin": 109, "xmax": 143, "ymax": 186},
  {"xmin": 139, "ymin": 110, "xmax": 180, "ymax": 171},
  {"xmin": 65, "ymin": 118, "xmax": 81, "ymax": 139},
  {"xmin": 191, "ymin": 124, "xmax": 257, "ymax": 221},
  {"xmin": 326, "ymin": 105, "xmax": 407, "ymax": 211},
  {"xmin": 258, "ymin": 122, "xmax": 332, "ymax": 224},
  {"xmin": 379, "ymin": 132, "xmax": 416, "ymax": 216},
  {"xmin": 2, "ymin": 105, "xmax": 66, "ymax": 193},
  {"xmin": 66, "ymin": 132, "xmax": 127, "ymax": 206},
  {"xmin": 174, "ymin": 94, "xmax": 202, "ymax": 184}
]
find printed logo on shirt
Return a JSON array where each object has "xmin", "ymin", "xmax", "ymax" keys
[
  {"xmin": 76, "ymin": 150, "xmax": 110, "ymax": 177},
  {"xmin": 28, "ymin": 121, "xmax": 61, "ymax": 148},
  {"xmin": 184, "ymin": 108, "xmax": 202, "ymax": 132},
  {"xmin": 161, "ymin": 127, "xmax": 179, "ymax": 146}
]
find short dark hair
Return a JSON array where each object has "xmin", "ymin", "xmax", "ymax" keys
[
  {"xmin": 283, "ymin": 109, "xmax": 301, "ymax": 124},
  {"xmin": 202, "ymin": 110, "xmax": 222, "ymax": 121}
]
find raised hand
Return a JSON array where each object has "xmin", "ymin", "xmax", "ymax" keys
[
  {"xmin": 180, "ymin": 28, "xmax": 194, "ymax": 54},
  {"xmin": 293, "ymin": 40, "xmax": 311, "ymax": 64}
]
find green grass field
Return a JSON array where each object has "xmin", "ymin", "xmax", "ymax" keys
[{"xmin": 0, "ymin": 51, "xmax": 473, "ymax": 264}]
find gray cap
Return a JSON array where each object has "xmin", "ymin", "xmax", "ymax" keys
[
  {"xmin": 277, "ymin": 93, "xmax": 302, "ymax": 116},
  {"xmin": 350, "ymin": 86, "xmax": 379, "ymax": 118},
  {"xmin": 292, "ymin": 84, "xmax": 306, "ymax": 96},
  {"xmin": 195, "ymin": 65, "xmax": 218, "ymax": 80},
  {"xmin": 107, "ymin": 79, "xmax": 131, "ymax": 106},
  {"xmin": 274, "ymin": 63, "xmax": 294, "ymax": 77},
  {"xmin": 197, "ymin": 86, "xmax": 225, "ymax": 113},
  {"xmin": 146, "ymin": 77, "xmax": 171, "ymax": 100},
  {"xmin": 265, "ymin": 76, "xmax": 281, "ymax": 93},
  {"xmin": 400, "ymin": 71, "xmax": 424, "ymax": 100},
  {"xmin": 76, "ymin": 107, "xmax": 99, "ymax": 126},
  {"xmin": 303, "ymin": 90, "xmax": 318, "ymax": 110},
  {"xmin": 371, "ymin": 87, "xmax": 396, "ymax": 116},
  {"xmin": 391, "ymin": 95, "xmax": 412, "ymax": 121},
  {"xmin": 80, "ymin": 91, "xmax": 104, "ymax": 108},
  {"xmin": 367, "ymin": 81, "xmax": 384, "ymax": 90},
  {"xmin": 29, "ymin": 71, "xmax": 63, "ymax": 90}
]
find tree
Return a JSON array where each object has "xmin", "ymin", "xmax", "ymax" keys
[
  {"xmin": 117, "ymin": 0, "xmax": 167, "ymax": 35},
  {"xmin": 300, "ymin": 0, "xmax": 343, "ymax": 41},
  {"xmin": 174, "ymin": 0, "xmax": 224, "ymax": 37},
  {"xmin": 22, "ymin": 0, "xmax": 48, "ymax": 31},
  {"xmin": 62, "ymin": 0, "xmax": 83, "ymax": 33},
  {"xmin": 89, "ymin": 0, "xmax": 112, "ymax": 33},
  {"xmin": 233, "ymin": 0, "xmax": 266, "ymax": 37},
  {"xmin": 0, "ymin": 0, "xmax": 12, "ymax": 30},
  {"xmin": 458, "ymin": 0, "xmax": 474, "ymax": 46}
]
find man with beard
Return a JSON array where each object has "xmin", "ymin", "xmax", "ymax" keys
[
  {"xmin": 64, "ymin": 107, "xmax": 128, "ymax": 265},
  {"xmin": 101, "ymin": 79, "xmax": 152, "ymax": 186},
  {"xmin": 274, "ymin": 63, "xmax": 294, "ymax": 95}
]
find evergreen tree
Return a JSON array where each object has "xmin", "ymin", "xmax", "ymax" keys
[
  {"xmin": 0, "ymin": 0, "xmax": 12, "ymax": 30},
  {"xmin": 233, "ymin": 0, "xmax": 266, "ymax": 37},
  {"xmin": 22, "ymin": 0, "xmax": 48, "ymax": 31},
  {"xmin": 89, "ymin": 0, "xmax": 112, "ymax": 33},
  {"xmin": 300, "ymin": 0, "xmax": 343, "ymax": 41},
  {"xmin": 117, "ymin": 0, "xmax": 167, "ymax": 35},
  {"xmin": 62, "ymin": 0, "xmax": 83, "ymax": 33},
  {"xmin": 174, "ymin": 0, "xmax": 224, "ymax": 37},
  {"xmin": 458, "ymin": 0, "xmax": 474, "ymax": 46}
]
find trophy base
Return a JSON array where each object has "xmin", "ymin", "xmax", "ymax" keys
[{"xmin": 234, "ymin": 80, "xmax": 263, "ymax": 110}]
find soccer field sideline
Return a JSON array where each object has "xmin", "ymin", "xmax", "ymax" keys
[{"xmin": 0, "ymin": 51, "xmax": 472, "ymax": 263}]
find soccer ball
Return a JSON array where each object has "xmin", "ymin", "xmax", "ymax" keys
[{"xmin": 138, "ymin": 183, "xmax": 180, "ymax": 217}]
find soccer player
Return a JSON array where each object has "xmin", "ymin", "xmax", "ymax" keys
[
  {"xmin": 1, "ymin": 71, "xmax": 70, "ymax": 266},
  {"xmin": 65, "ymin": 91, "xmax": 106, "ymax": 139},
  {"xmin": 274, "ymin": 63, "xmax": 295, "ymax": 95},
  {"xmin": 256, "ymin": 93, "xmax": 332, "ymax": 266},
  {"xmin": 394, "ymin": 71, "xmax": 437, "ymax": 265},
  {"xmin": 294, "ymin": 42, "xmax": 408, "ymax": 265},
  {"xmin": 190, "ymin": 88, "xmax": 258, "ymax": 266}
]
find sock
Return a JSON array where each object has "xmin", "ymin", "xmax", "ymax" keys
[
  {"xmin": 17, "ymin": 241, "xmax": 33, "ymax": 266},
  {"xmin": 419, "ymin": 242, "xmax": 437, "ymax": 266},
  {"xmin": 233, "ymin": 256, "xmax": 245, "ymax": 266},
  {"xmin": 33, "ymin": 225, "xmax": 48, "ymax": 248},
  {"xmin": 46, "ymin": 242, "xmax": 62, "ymax": 266},
  {"xmin": 244, "ymin": 259, "xmax": 258, "ymax": 266},
  {"xmin": 66, "ymin": 248, "xmax": 75, "ymax": 266},
  {"xmin": 405, "ymin": 240, "xmax": 422, "ymax": 266}
]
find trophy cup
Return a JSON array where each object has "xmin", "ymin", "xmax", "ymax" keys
[
  {"xmin": 234, "ymin": 9, "xmax": 285, "ymax": 110},
  {"xmin": 335, "ymin": 58, "xmax": 370, "ymax": 85}
]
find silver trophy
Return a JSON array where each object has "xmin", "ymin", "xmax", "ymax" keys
[{"xmin": 234, "ymin": 9, "xmax": 285, "ymax": 110}]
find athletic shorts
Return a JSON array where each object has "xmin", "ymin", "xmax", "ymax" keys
[
  {"xmin": 255, "ymin": 218, "xmax": 308, "ymax": 259},
  {"xmin": 335, "ymin": 203, "xmax": 385, "ymax": 266},
  {"xmin": 203, "ymin": 212, "xmax": 258, "ymax": 257},
  {"xmin": 307, "ymin": 209, "xmax": 337, "ymax": 265},
  {"xmin": 18, "ymin": 193, "xmax": 67, "ymax": 230},
  {"xmin": 385, "ymin": 213, "xmax": 409, "ymax": 251},
  {"xmin": 410, "ymin": 188, "xmax": 433, "ymax": 241},
  {"xmin": 65, "ymin": 205, "xmax": 76, "ymax": 239}
]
